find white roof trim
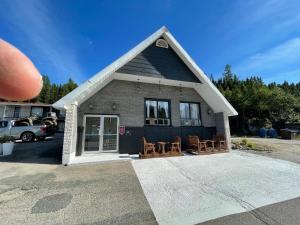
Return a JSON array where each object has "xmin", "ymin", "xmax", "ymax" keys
[
  {"xmin": 162, "ymin": 31, "xmax": 238, "ymax": 116},
  {"xmin": 53, "ymin": 26, "xmax": 237, "ymax": 116}
]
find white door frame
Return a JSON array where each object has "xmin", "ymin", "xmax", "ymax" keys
[{"xmin": 82, "ymin": 114, "xmax": 119, "ymax": 154}]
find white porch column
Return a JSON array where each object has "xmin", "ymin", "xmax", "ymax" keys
[
  {"xmin": 62, "ymin": 103, "xmax": 78, "ymax": 165},
  {"xmin": 215, "ymin": 112, "xmax": 231, "ymax": 150}
]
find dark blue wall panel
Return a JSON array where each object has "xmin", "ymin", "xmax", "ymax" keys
[
  {"xmin": 117, "ymin": 37, "xmax": 201, "ymax": 83},
  {"xmin": 119, "ymin": 126, "xmax": 216, "ymax": 154}
]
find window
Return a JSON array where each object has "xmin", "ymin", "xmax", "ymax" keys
[
  {"xmin": 0, "ymin": 121, "xmax": 8, "ymax": 128},
  {"xmin": 156, "ymin": 39, "xmax": 169, "ymax": 48},
  {"xmin": 13, "ymin": 107, "xmax": 20, "ymax": 118},
  {"xmin": 180, "ymin": 102, "xmax": 201, "ymax": 126},
  {"xmin": 145, "ymin": 99, "xmax": 170, "ymax": 126},
  {"xmin": 31, "ymin": 107, "xmax": 43, "ymax": 117}
]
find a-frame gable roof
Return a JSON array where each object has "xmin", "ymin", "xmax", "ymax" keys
[
  {"xmin": 53, "ymin": 26, "xmax": 238, "ymax": 116},
  {"xmin": 117, "ymin": 36, "xmax": 201, "ymax": 83}
]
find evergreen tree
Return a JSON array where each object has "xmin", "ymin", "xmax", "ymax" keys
[
  {"xmin": 33, "ymin": 76, "xmax": 78, "ymax": 103},
  {"xmin": 38, "ymin": 75, "xmax": 51, "ymax": 103},
  {"xmin": 212, "ymin": 65, "xmax": 300, "ymax": 134}
]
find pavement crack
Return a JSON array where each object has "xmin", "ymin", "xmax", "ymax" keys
[
  {"xmin": 211, "ymin": 188, "xmax": 283, "ymax": 225},
  {"xmin": 165, "ymin": 158, "xmax": 284, "ymax": 225}
]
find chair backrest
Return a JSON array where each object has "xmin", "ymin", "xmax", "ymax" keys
[
  {"xmin": 142, "ymin": 137, "xmax": 147, "ymax": 145},
  {"xmin": 198, "ymin": 136, "xmax": 205, "ymax": 141},
  {"xmin": 213, "ymin": 135, "xmax": 225, "ymax": 141},
  {"xmin": 175, "ymin": 136, "xmax": 181, "ymax": 148},
  {"xmin": 188, "ymin": 135, "xmax": 199, "ymax": 145}
]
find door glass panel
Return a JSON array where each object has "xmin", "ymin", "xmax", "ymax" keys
[
  {"xmin": 84, "ymin": 117, "xmax": 100, "ymax": 151},
  {"xmin": 102, "ymin": 117, "xmax": 117, "ymax": 151}
]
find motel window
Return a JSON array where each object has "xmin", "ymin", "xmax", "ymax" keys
[
  {"xmin": 13, "ymin": 107, "xmax": 20, "ymax": 118},
  {"xmin": 180, "ymin": 102, "xmax": 201, "ymax": 126},
  {"xmin": 31, "ymin": 107, "xmax": 43, "ymax": 117},
  {"xmin": 145, "ymin": 99, "xmax": 170, "ymax": 126}
]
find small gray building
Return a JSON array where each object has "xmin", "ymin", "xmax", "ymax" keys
[
  {"xmin": 0, "ymin": 102, "xmax": 65, "ymax": 132},
  {"xmin": 53, "ymin": 27, "xmax": 238, "ymax": 165}
]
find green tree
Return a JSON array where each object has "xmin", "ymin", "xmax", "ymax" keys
[
  {"xmin": 38, "ymin": 75, "xmax": 51, "ymax": 103},
  {"xmin": 212, "ymin": 65, "xmax": 300, "ymax": 134},
  {"xmin": 33, "ymin": 76, "xmax": 78, "ymax": 104}
]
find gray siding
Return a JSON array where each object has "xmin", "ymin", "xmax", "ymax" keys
[
  {"xmin": 0, "ymin": 106, "xmax": 4, "ymax": 118},
  {"xmin": 117, "ymin": 37, "xmax": 200, "ymax": 83},
  {"xmin": 3, "ymin": 106, "xmax": 14, "ymax": 118},
  {"xmin": 78, "ymin": 80, "xmax": 215, "ymax": 128}
]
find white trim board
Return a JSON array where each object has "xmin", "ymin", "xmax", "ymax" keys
[{"xmin": 53, "ymin": 26, "xmax": 238, "ymax": 116}]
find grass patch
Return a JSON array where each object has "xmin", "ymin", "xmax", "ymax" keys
[{"xmin": 232, "ymin": 138, "xmax": 271, "ymax": 152}]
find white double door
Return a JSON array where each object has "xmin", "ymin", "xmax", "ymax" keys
[{"xmin": 83, "ymin": 115, "xmax": 119, "ymax": 153}]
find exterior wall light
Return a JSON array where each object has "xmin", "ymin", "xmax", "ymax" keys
[
  {"xmin": 88, "ymin": 104, "xmax": 93, "ymax": 110},
  {"xmin": 207, "ymin": 108, "xmax": 213, "ymax": 115},
  {"xmin": 136, "ymin": 78, "xmax": 141, "ymax": 91},
  {"xmin": 112, "ymin": 103, "xmax": 117, "ymax": 111}
]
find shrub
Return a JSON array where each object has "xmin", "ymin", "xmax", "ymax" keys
[
  {"xmin": 241, "ymin": 138, "xmax": 248, "ymax": 145},
  {"xmin": 246, "ymin": 142, "xmax": 256, "ymax": 149},
  {"xmin": 0, "ymin": 136, "xmax": 15, "ymax": 144}
]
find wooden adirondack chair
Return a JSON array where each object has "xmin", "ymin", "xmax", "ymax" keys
[
  {"xmin": 141, "ymin": 137, "xmax": 156, "ymax": 157},
  {"xmin": 213, "ymin": 135, "xmax": 227, "ymax": 151},
  {"xmin": 188, "ymin": 135, "xmax": 207, "ymax": 153},
  {"xmin": 169, "ymin": 136, "xmax": 182, "ymax": 155}
]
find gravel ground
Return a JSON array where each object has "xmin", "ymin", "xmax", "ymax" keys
[
  {"xmin": 132, "ymin": 151, "xmax": 300, "ymax": 225},
  {"xmin": 232, "ymin": 137, "xmax": 300, "ymax": 163},
  {"xmin": 0, "ymin": 135, "xmax": 157, "ymax": 225}
]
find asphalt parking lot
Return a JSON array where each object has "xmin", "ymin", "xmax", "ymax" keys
[
  {"xmin": 1, "ymin": 136, "xmax": 300, "ymax": 225},
  {"xmin": 0, "ymin": 134, "xmax": 157, "ymax": 225}
]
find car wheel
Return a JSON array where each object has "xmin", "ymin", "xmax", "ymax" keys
[{"xmin": 21, "ymin": 132, "xmax": 34, "ymax": 142}]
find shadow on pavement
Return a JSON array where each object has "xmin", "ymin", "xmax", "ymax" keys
[{"xmin": 0, "ymin": 133, "xmax": 63, "ymax": 164}]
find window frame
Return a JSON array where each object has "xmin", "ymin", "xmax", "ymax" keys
[
  {"xmin": 144, "ymin": 98, "xmax": 171, "ymax": 126},
  {"xmin": 179, "ymin": 101, "xmax": 202, "ymax": 127}
]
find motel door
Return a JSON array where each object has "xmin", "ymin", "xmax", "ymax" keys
[{"xmin": 83, "ymin": 115, "xmax": 119, "ymax": 153}]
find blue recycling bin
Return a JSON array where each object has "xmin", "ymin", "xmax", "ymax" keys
[
  {"xmin": 268, "ymin": 128, "xmax": 278, "ymax": 138},
  {"xmin": 259, "ymin": 128, "xmax": 267, "ymax": 138}
]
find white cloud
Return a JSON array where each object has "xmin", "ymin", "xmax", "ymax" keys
[
  {"xmin": 0, "ymin": 0, "xmax": 84, "ymax": 83},
  {"xmin": 235, "ymin": 37, "xmax": 300, "ymax": 77}
]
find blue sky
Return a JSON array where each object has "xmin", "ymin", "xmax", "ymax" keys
[{"xmin": 1, "ymin": 0, "xmax": 300, "ymax": 84}]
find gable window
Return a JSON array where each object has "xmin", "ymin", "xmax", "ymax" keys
[
  {"xmin": 145, "ymin": 99, "xmax": 170, "ymax": 126},
  {"xmin": 180, "ymin": 102, "xmax": 201, "ymax": 126}
]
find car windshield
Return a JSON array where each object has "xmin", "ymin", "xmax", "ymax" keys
[{"xmin": 0, "ymin": 121, "xmax": 8, "ymax": 128}]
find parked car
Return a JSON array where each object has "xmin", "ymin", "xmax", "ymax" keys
[{"xmin": 0, "ymin": 120, "xmax": 48, "ymax": 142}]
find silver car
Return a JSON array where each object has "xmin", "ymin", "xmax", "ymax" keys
[{"xmin": 0, "ymin": 120, "xmax": 47, "ymax": 142}]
